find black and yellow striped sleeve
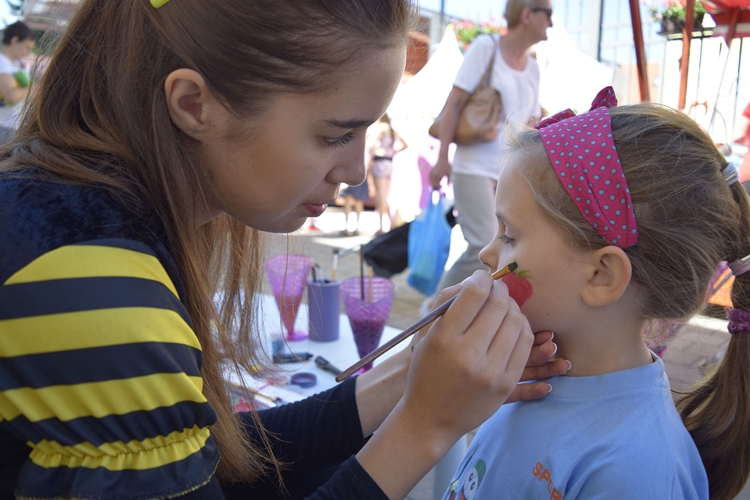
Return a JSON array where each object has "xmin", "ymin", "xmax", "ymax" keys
[{"xmin": 0, "ymin": 238, "xmax": 220, "ymax": 499}]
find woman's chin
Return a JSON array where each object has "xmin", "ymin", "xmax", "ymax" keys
[{"xmin": 257, "ymin": 215, "xmax": 309, "ymax": 234}]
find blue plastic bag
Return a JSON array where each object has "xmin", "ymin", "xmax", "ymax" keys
[{"xmin": 407, "ymin": 191, "xmax": 452, "ymax": 296}]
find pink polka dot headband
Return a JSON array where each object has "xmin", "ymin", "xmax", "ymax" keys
[{"xmin": 534, "ymin": 87, "xmax": 638, "ymax": 248}]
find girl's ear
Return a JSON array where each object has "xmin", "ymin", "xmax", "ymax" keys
[
  {"xmin": 164, "ymin": 68, "xmax": 225, "ymax": 142},
  {"xmin": 580, "ymin": 246, "xmax": 632, "ymax": 307}
]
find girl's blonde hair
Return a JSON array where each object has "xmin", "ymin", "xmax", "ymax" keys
[
  {"xmin": 1, "ymin": 0, "xmax": 412, "ymax": 484},
  {"xmin": 506, "ymin": 103, "xmax": 750, "ymax": 500}
]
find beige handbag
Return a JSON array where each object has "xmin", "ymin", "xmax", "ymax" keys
[{"xmin": 429, "ymin": 36, "xmax": 502, "ymax": 145}]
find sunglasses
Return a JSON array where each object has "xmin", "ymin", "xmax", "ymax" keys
[{"xmin": 531, "ymin": 7, "xmax": 553, "ymax": 19}]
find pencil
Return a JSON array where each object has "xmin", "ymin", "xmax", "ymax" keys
[{"xmin": 335, "ymin": 262, "xmax": 518, "ymax": 381}]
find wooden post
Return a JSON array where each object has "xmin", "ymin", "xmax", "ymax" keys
[
  {"xmin": 678, "ymin": 0, "xmax": 695, "ymax": 110},
  {"xmin": 628, "ymin": 0, "xmax": 650, "ymax": 101},
  {"xmin": 726, "ymin": 7, "xmax": 740, "ymax": 44}
]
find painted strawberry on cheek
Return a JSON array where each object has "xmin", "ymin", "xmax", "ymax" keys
[{"xmin": 502, "ymin": 270, "xmax": 533, "ymax": 307}]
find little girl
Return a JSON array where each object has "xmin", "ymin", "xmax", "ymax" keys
[{"xmin": 445, "ymin": 87, "xmax": 749, "ymax": 500}]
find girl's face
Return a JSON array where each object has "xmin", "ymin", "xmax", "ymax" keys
[
  {"xmin": 200, "ymin": 46, "xmax": 405, "ymax": 233},
  {"xmin": 479, "ymin": 158, "xmax": 592, "ymax": 334}
]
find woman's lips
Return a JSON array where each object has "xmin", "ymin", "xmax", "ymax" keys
[{"xmin": 303, "ymin": 203, "xmax": 327, "ymax": 217}]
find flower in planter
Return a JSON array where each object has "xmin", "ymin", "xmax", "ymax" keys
[
  {"xmin": 454, "ymin": 19, "xmax": 507, "ymax": 52},
  {"xmin": 646, "ymin": 0, "xmax": 706, "ymax": 33}
]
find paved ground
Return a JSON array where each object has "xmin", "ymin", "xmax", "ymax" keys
[{"xmin": 266, "ymin": 207, "xmax": 747, "ymax": 500}]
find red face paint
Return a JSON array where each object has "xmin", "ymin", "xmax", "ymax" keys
[{"xmin": 502, "ymin": 272, "xmax": 533, "ymax": 306}]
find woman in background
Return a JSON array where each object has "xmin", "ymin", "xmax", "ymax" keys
[
  {"xmin": 368, "ymin": 112, "xmax": 407, "ymax": 234},
  {"xmin": 429, "ymin": 0, "xmax": 552, "ymax": 293}
]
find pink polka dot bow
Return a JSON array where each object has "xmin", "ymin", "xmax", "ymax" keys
[{"xmin": 534, "ymin": 87, "xmax": 638, "ymax": 248}]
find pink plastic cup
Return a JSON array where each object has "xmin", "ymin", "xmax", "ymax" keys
[
  {"xmin": 341, "ymin": 276, "xmax": 395, "ymax": 372},
  {"xmin": 265, "ymin": 254, "xmax": 313, "ymax": 341}
]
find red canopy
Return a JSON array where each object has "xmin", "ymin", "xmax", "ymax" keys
[{"xmin": 705, "ymin": 0, "xmax": 750, "ymax": 39}]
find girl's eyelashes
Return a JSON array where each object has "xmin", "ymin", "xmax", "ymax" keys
[
  {"xmin": 324, "ymin": 131, "xmax": 355, "ymax": 148},
  {"xmin": 499, "ymin": 233, "xmax": 514, "ymax": 244}
]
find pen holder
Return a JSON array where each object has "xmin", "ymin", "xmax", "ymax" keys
[{"xmin": 307, "ymin": 279, "xmax": 340, "ymax": 342}]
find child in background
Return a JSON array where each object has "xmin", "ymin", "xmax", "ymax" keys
[{"xmin": 445, "ymin": 87, "xmax": 750, "ymax": 500}]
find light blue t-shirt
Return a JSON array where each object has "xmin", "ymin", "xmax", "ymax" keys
[{"xmin": 443, "ymin": 355, "xmax": 708, "ymax": 500}]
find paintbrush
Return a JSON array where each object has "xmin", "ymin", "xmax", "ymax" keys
[{"xmin": 335, "ymin": 262, "xmax": 518, "ymax": 382}]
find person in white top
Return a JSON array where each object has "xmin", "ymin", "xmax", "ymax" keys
[
  {"xmin": 0, "ymin": 21, "xmax": 34, "ymax": 143},
  {"xmin": 429, "ymin": 0, "xmax": 552, "ymax": 293}
]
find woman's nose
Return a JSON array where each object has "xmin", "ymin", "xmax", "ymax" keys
[{"xmin": 329, "ymin": 141, "xmax": 368, "ymax": 187}]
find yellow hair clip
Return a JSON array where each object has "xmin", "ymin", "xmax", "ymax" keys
[{"xmin": 150, "ymin": 0, "xmax": 170, "ymax": 8}]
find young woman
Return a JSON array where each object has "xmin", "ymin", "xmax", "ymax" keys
[
  {"xmin": 446, "ymin": 88, "xmax": 749, "ymax": 500},
  {"xmin": 0, "ymin": 1, "xmax": 567, "ymax": 498}
]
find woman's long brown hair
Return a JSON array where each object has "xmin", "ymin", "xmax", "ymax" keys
[{"xmin": 2, "ymin": 0, "xmax": 411, "ymax": 483}]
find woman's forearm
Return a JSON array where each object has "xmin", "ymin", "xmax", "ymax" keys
[
  {"xmin": 438, "ymin": 88, "xmax": 469, "ymax": 158},
  {"xmin": 355, "ymin": 344, "xmax": 410, "ymax": 437}
]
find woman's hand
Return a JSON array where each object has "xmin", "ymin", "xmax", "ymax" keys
[
  {"xmin": 396, "ymin": 271, "xmax": 533, "ymax": 440},
  {"xmin": 357, "ymin": 270, "xmax": 555, "ymax": 499},
  {"xmin": 354, "ymin": 283, "xmax": 566, "ymax": 439},
  {"xmin": 429, "ymin": 156, "xmax": 451, "ymax": 189},
  {"xmin": 408, "ymin": 285, "xmax": 568, "ymax": 404},
  {"xmin": 506, "ymin": 329, "xmax": 569, "ymax": 403}
]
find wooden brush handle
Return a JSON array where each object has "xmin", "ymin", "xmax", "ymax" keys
[
  {"xmin": 334, "ymin": 262, "xmax": 517, "ymax": 382},
  {"xmin": 335, "ymin": 296, "xmax": 455, "ymax": 382}
]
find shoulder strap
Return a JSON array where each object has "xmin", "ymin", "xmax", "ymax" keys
[{"xmin": 478, "ymin": 35, "xmax": 499, "ymax": 88}]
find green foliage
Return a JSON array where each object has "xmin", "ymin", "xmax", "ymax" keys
[
  {"xmin": 454, "ymin": 19, "xmax": 506, "ymax": 52},
  {"xmin": 647, "ymin": 0, "xmax": 706, "ymax": 22}
]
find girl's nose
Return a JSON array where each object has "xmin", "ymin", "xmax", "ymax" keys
[{"xmin": 479, "ymin": 242, "xmax": 497, "ymax": 272}]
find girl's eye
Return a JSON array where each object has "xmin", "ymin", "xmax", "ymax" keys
[
  {"xmin": 500, "ymin": 234, "xmax": 514, "ymax": 244},
  {"xmin": 325, "ymin": 131, "xmax": 355, "ymax": 148}
]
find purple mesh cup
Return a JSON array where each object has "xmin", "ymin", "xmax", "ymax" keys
[
  {"xmin": 265, "ymin": 254, "xmax": 313, "ymax": 341},
  {"xmin": 341, "ymin": 276, "xmax": 395, "ymax": 372}
]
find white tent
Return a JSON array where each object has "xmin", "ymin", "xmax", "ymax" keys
[
  {"xmin": 387, "ymin": 24, "xmax": 464, "ymax": 137},
  {"xmin": 534, "ymin": 18, "xmax": 614, "ymax": 115},
  {"xmin": 386, "ymin": 25, "xmax": 463, "ymax": 222}
]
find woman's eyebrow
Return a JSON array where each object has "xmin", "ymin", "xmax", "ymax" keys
[{"xmin": 322, "ymin": 118, "xmax": 375, "ymax": 129}]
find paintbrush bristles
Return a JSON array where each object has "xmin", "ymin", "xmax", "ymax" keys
[
  {"xmin": 492, "ymin": 261, "xmax": 517, "ymax": 279},
  {"xmin": 335, "ymin": 262, "xmax": 518, "ymax": 382}
]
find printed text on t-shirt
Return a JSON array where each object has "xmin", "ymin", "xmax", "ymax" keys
[{"xmin": 532, "ymin": 461, "xmax": 563, "ymax": 500}]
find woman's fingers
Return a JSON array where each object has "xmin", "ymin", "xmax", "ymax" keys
[
  {"xmin": 484, "ymin": 289, "xmax": 531, "ymax": 369},
  {"xmin": 488, "ymin": 310, "xmax": 534, "ymax": 391},
  {"xmin": 410, "ymin": 281, "xmax": 465, "ymax": 348},
  {"xmin": 527, "ymin": 335, "xmax": 557, "ymax": 366},
  {"xmin": 533, "ymin": 329, "xmax": 554, "ymax": 346},
  {"xmin": 520, "ymin": 358, "xmax": 570, "ymax": 382},
  {"xmin": 429, "ymin": 270, "xmax": 494, "ymax": 343},
  {"xmin": 505, "ymin": 381, "xmax": 553, "ymax": 404},
  {"xmin": 395, "ymin": 271, "xmax": 559, "ymax": 444}
]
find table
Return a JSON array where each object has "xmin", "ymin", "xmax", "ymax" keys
[{"xmin": 226, "ymin": 293, "xmax": 464, "ymax": 500}]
